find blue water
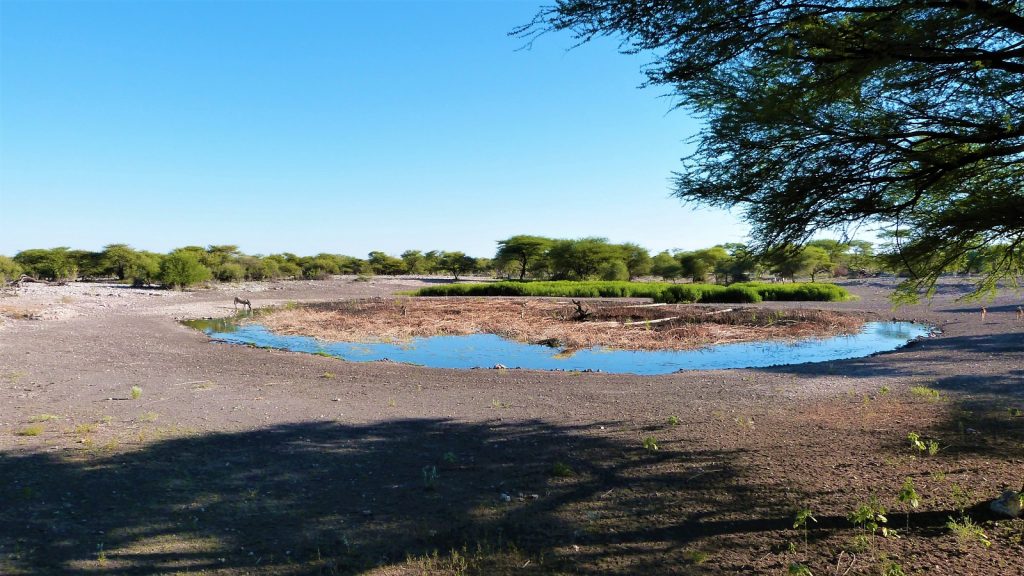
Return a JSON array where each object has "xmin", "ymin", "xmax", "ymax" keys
[{"xmin": 184, "ymin": 319, "xmax": 932, "ymax": 375}]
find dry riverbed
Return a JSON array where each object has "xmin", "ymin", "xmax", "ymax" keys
[{"xmin": 0, "ymin": 276, "xmax": 1022, "ymax": 575}]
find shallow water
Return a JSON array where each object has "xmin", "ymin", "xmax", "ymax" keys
[{"xmin": 183, "ymin": 319, "xmax": 932, "ymax": 375}]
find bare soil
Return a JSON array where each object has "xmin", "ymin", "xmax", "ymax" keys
[
  {"xmin": 0, "ymin": 276, "xmax": 1022, "ymax": 575},
  {"xmin": 259, "ymin": 298, "xmax": 865, "ymax": 351}
]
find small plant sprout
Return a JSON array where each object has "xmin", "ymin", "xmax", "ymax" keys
[
  {"xmin": 15, "ymin": 425, "xmax": 44, "ymax": 437},
  {"xmin": 130, "ymin": 386, "xmax": 142, "ymax": 400},
  {"xmin": 907, "ymin": 432, "xmax": 938, "ymax": 455},
  {"xmin": 551, "ymin": 461, "xmax": 574, "ymax": 477},
  {"xmin": 320, "ymin": 372, "xmax": 335, "ymax": 379},
  {"xmin": 881, "ymin": 562, "xmax": 907, "ymax": 576},
  {"xmin": 898, "ymin": 477, "xmax": 919, "ymax": 529},
  {"xmin": 848, "ymin": 498, "xmax": 892, "ymax": 538},
  {"xmin": 1008, "ymin": 407, "xmax": 1022, "ymax": 417},
  {"xmin": 792, "ymin": 508, "xmax": 817, "ymax": 548},
  {"xmin": 422, "ymin": 465, "xmax": 439, "ymax": 490},
  {"xmin": 787, "ymin": 562, "xmax": 813, "ymax": 576},
  {"xmin": 667, "ymin": 415, "xmax": 681, "ymax": 426},
  {"xmin": 442, "ymin": 452, "xmax": 457, "ymax": 464},
  {"xmin": 642, "ymin": 436, "xmax": 659, "ymax": 451},
  {"xmin": 28, "ymin": 414, "xmax": 60, "ymax": 423},
  {"xmin": 909, "ymin": 386, "xmax": 941, "ymax": 401},
  {"xmin": 946, "ymin": 515, "xmax": 991, "ymax": 549},
  {"xmin": 682, "ymin": 550, "xmax": 710, "ymax": 564},
  {"xmin": 880, "ymin": 385, "xmax": 891, "ymax": 396}
]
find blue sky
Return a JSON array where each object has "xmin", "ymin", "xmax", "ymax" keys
[{"xmin": 0, "ymin": 0, "xmax": 749, "ymax": 258}]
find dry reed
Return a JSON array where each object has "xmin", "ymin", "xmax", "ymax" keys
[{"xmin": 257, "ymin": 298, "xmax": 864, "ymax": 351}]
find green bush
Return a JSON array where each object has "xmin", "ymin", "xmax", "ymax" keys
[
  {"xmin": 159, "ymin": 252, "xmax": 212, "ymax": 289},
  {"xmin": 0, "ymin": 256, "xmax": 24, "ymax": 284},
  {"xmin": 413, "ymin": 280, "xmax": 848, "ymax": 302},
  {"xmin": 214, "ymin": 262, "xmax": 246, "ymax": 282},
  {"xmin": 703, "ymin": 286, "xmax": 763, "ymax": 303}
]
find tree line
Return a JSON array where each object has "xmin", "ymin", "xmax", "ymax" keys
[{"xmin": 0, "ymin": 236, "xmax": 1015, "ymax": 289}]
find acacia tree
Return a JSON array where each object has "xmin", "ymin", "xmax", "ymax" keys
[
  {"xmin": 495, "ymin": 235, "xmax": 553, "ymax": 280},
  {"xmin": 518, "ymin": 1, "xmax": 1024, "ymax": 300}
]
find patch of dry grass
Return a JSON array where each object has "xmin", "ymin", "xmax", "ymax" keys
[{"xmin": 258, "ymin": 298, "xmax": 864, "ymax": 351}]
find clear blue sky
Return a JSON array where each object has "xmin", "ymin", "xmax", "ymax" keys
[{"xmin": 0, "ymin": 0, "xmax": 749, "ymax": 258}]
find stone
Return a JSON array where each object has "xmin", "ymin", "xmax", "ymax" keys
[{"xmin": 990, "ymin": 490, "xmax": 1023, "ymax": 518}]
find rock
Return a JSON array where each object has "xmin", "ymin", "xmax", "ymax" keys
[
  {"xmin": 990, "ymin": 490, "xmax": 1023, "ymax": 518},
  {"xmin": 499, "ymin": 493, "xmax": 511, "ymax": 502},
  {"xmin": 493, "ymin": 364, "xmax": 507, "ymax": 370}
]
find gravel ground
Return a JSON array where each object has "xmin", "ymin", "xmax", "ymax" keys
[{"xmin": 0, "ymin": 277, "xmax": 1021, "ymax": 575}]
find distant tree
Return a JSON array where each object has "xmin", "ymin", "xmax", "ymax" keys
[
  {"xmin": 400, "ymin": 250, "xmax": 429, "ymax": 275},
  {"xmin": 495, "ymin": 235, "xmax": 554, "ymax": 280},
  {"xmin": 69, "ymin": 250, "xmax": 104, "ymax": 278},
  {"xmin": 0, "ymin": 255, "xmax": 23, "ymax": 284},
  {"xmin": 101, "ymin": 244, "xmax": 138, "ymax": 280},
  {"xmin": 438, "ymin": 251, "xmax": 476, "ymax": 281},
  {"xmin": 519, "ymin": 0, "xmax": 1024, "ymax": 300},
  {"xmin": 598, "ymin": 259, "xmax": 630, "ymax": 281},
  {"xmin": 159, "ymin": 251, "xmax": 211, "ymax": 289},
  {"xmin": 650, "ymin": 251, "xmax": 682, "ymax": 281},
  {"xmin": 618, "ymin": 242, "xmax": 651, "ymax": 280},
  {"xmin": 547, "ymin": 238, "xmax": 625, "ymax": 280},
  {"xmin": 367, "ymin": 251, "xmax": 407, "ymax": 276},
  {"xmin": 125, "ymin": 252, "xmax": 162, "ymax": 287},
  {"xmin": 802, "ymin": 246, "xmax": 833, "ymax": 282},
  {"xmin": 14, "ymin": 248, "xmax": 78, "ymax": 281}
]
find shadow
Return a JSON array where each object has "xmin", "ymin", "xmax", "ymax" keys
[
  {"xmin": 755, "ymin": 332, "xmax": 1024, "ymax": 384},
  {"xmin": 943, "ymin": 304, "xmax": 1023, "ymax": 314},
  {"xmin": 1, "ymin": 419, "xmax": 775, "ymax": 575}
]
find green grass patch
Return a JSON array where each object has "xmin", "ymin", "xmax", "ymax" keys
[
  {"xmin": 410, "ymin": 280, "xmax": 851, "ymax": 303},
  {"xmin": 16, "ymin": 425, "xmax": 44, "ymax": 436}
]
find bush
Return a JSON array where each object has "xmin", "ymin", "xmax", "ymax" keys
[
  {"xmin": 703, "ymin": 286, "xmax": 763, "ymax": 303},
  {"xmin": 214, "ymin": 262, "xmax": 246, "ymax": 282},
  {"xmin": 598, "ymin": 260, "xmax": 630, "ymax": 281},
  {"xmin": 414, "ymin": 280, "xmax": 848, "ymax": 303},
  {"xmin": 159, "ymin": 252, "xmax": 212, "ymax": 289},
  {"xmin": 0, "ymin": 256, "xmax": 23, "ymax": 284}
]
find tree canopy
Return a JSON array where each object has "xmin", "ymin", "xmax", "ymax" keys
[{"xmin": 517, "ymin": 0, "xmax": 1024, "ymax": 299}]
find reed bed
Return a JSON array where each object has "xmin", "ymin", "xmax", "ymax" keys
[{"xmin": 258, "ymin": 298, "xmax": 864, "ymax": 351}]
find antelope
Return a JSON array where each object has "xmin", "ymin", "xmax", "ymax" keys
[
  {"xmin": 1016, "ymin": 306, "xmax": 1023, "ymax": 321},
  {"xmin": 981, "ymin": 306, "xmax": 987, "ymax": 321},
  {"xmin": 234, "ymin": 296, "xmax": 252, "ymax": 312}
]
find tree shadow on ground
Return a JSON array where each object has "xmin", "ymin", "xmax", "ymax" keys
[
  {"xmin": 0, "ymin": 418, "xmax": 781, "ymax": 575},
  {"xmin": 758, "ymin": 332, "xmax": 1023, "ymax": 386},
  {"xmin": 2, "ymin": 420, "xmax": 1015, "ymax": 575}
]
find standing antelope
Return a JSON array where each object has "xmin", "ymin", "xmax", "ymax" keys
[
  {"xmin": 1016, "ymin": 306, "xmax": 1023, "ymax": 321},
  {"xmin": 234, "ymin": 296, "xmax": 252, "ymax": 312},
  {"xmin": 981, "ymin": 306, "xmax": 987, "ymax": 321}
]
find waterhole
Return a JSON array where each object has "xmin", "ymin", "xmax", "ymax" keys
[{"xmin": 183, "ymin": 319, "xmax": 932, "ymax": 375}]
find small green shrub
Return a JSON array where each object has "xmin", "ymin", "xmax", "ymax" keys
[
  {"xmin": 947, "ymin": 515, "xmax": 991, "ymax": 548},
  {"xmin": 16, "ymin": 425, "xmax": 44, "ymax": 436},
  {"xmin": 787, "ymin": 563, "xmax": 813, "ymax": 576},
  {"xmin": 130, "ymin": 386, "xmax": 142, "ymax": 400},
  {"xmin": 642, "ymin": 436, "xmax": 659, "ymax": 451},
  {"xmin": 551, "ymin": 461, "xmax": 575, "ymax": 477},
  {"xmin": 848, "ymin": 498, "xmax": 891, "ymax": 537},
  {"xmin": 682, "ymin": 550, "xmax": 710, "ymax": 564},
  {"xmin": 909, "ymin": 386, "xmax": 941, "ymax": 401},
  {"xmin": 159, "ymin": 252, "xmax": 212, "ymax": 289},
  {"xmin": 881, "ymin": 562, "xmax": 907, "ymax": 576},
  {"xmin": 667, "ymin": 415, "xmax": 681, "ymax": 426}
]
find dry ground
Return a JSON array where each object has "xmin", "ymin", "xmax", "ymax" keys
[{"xmin": 0, "ymin": 276, "xmax": 1022, "ymax": 575}]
